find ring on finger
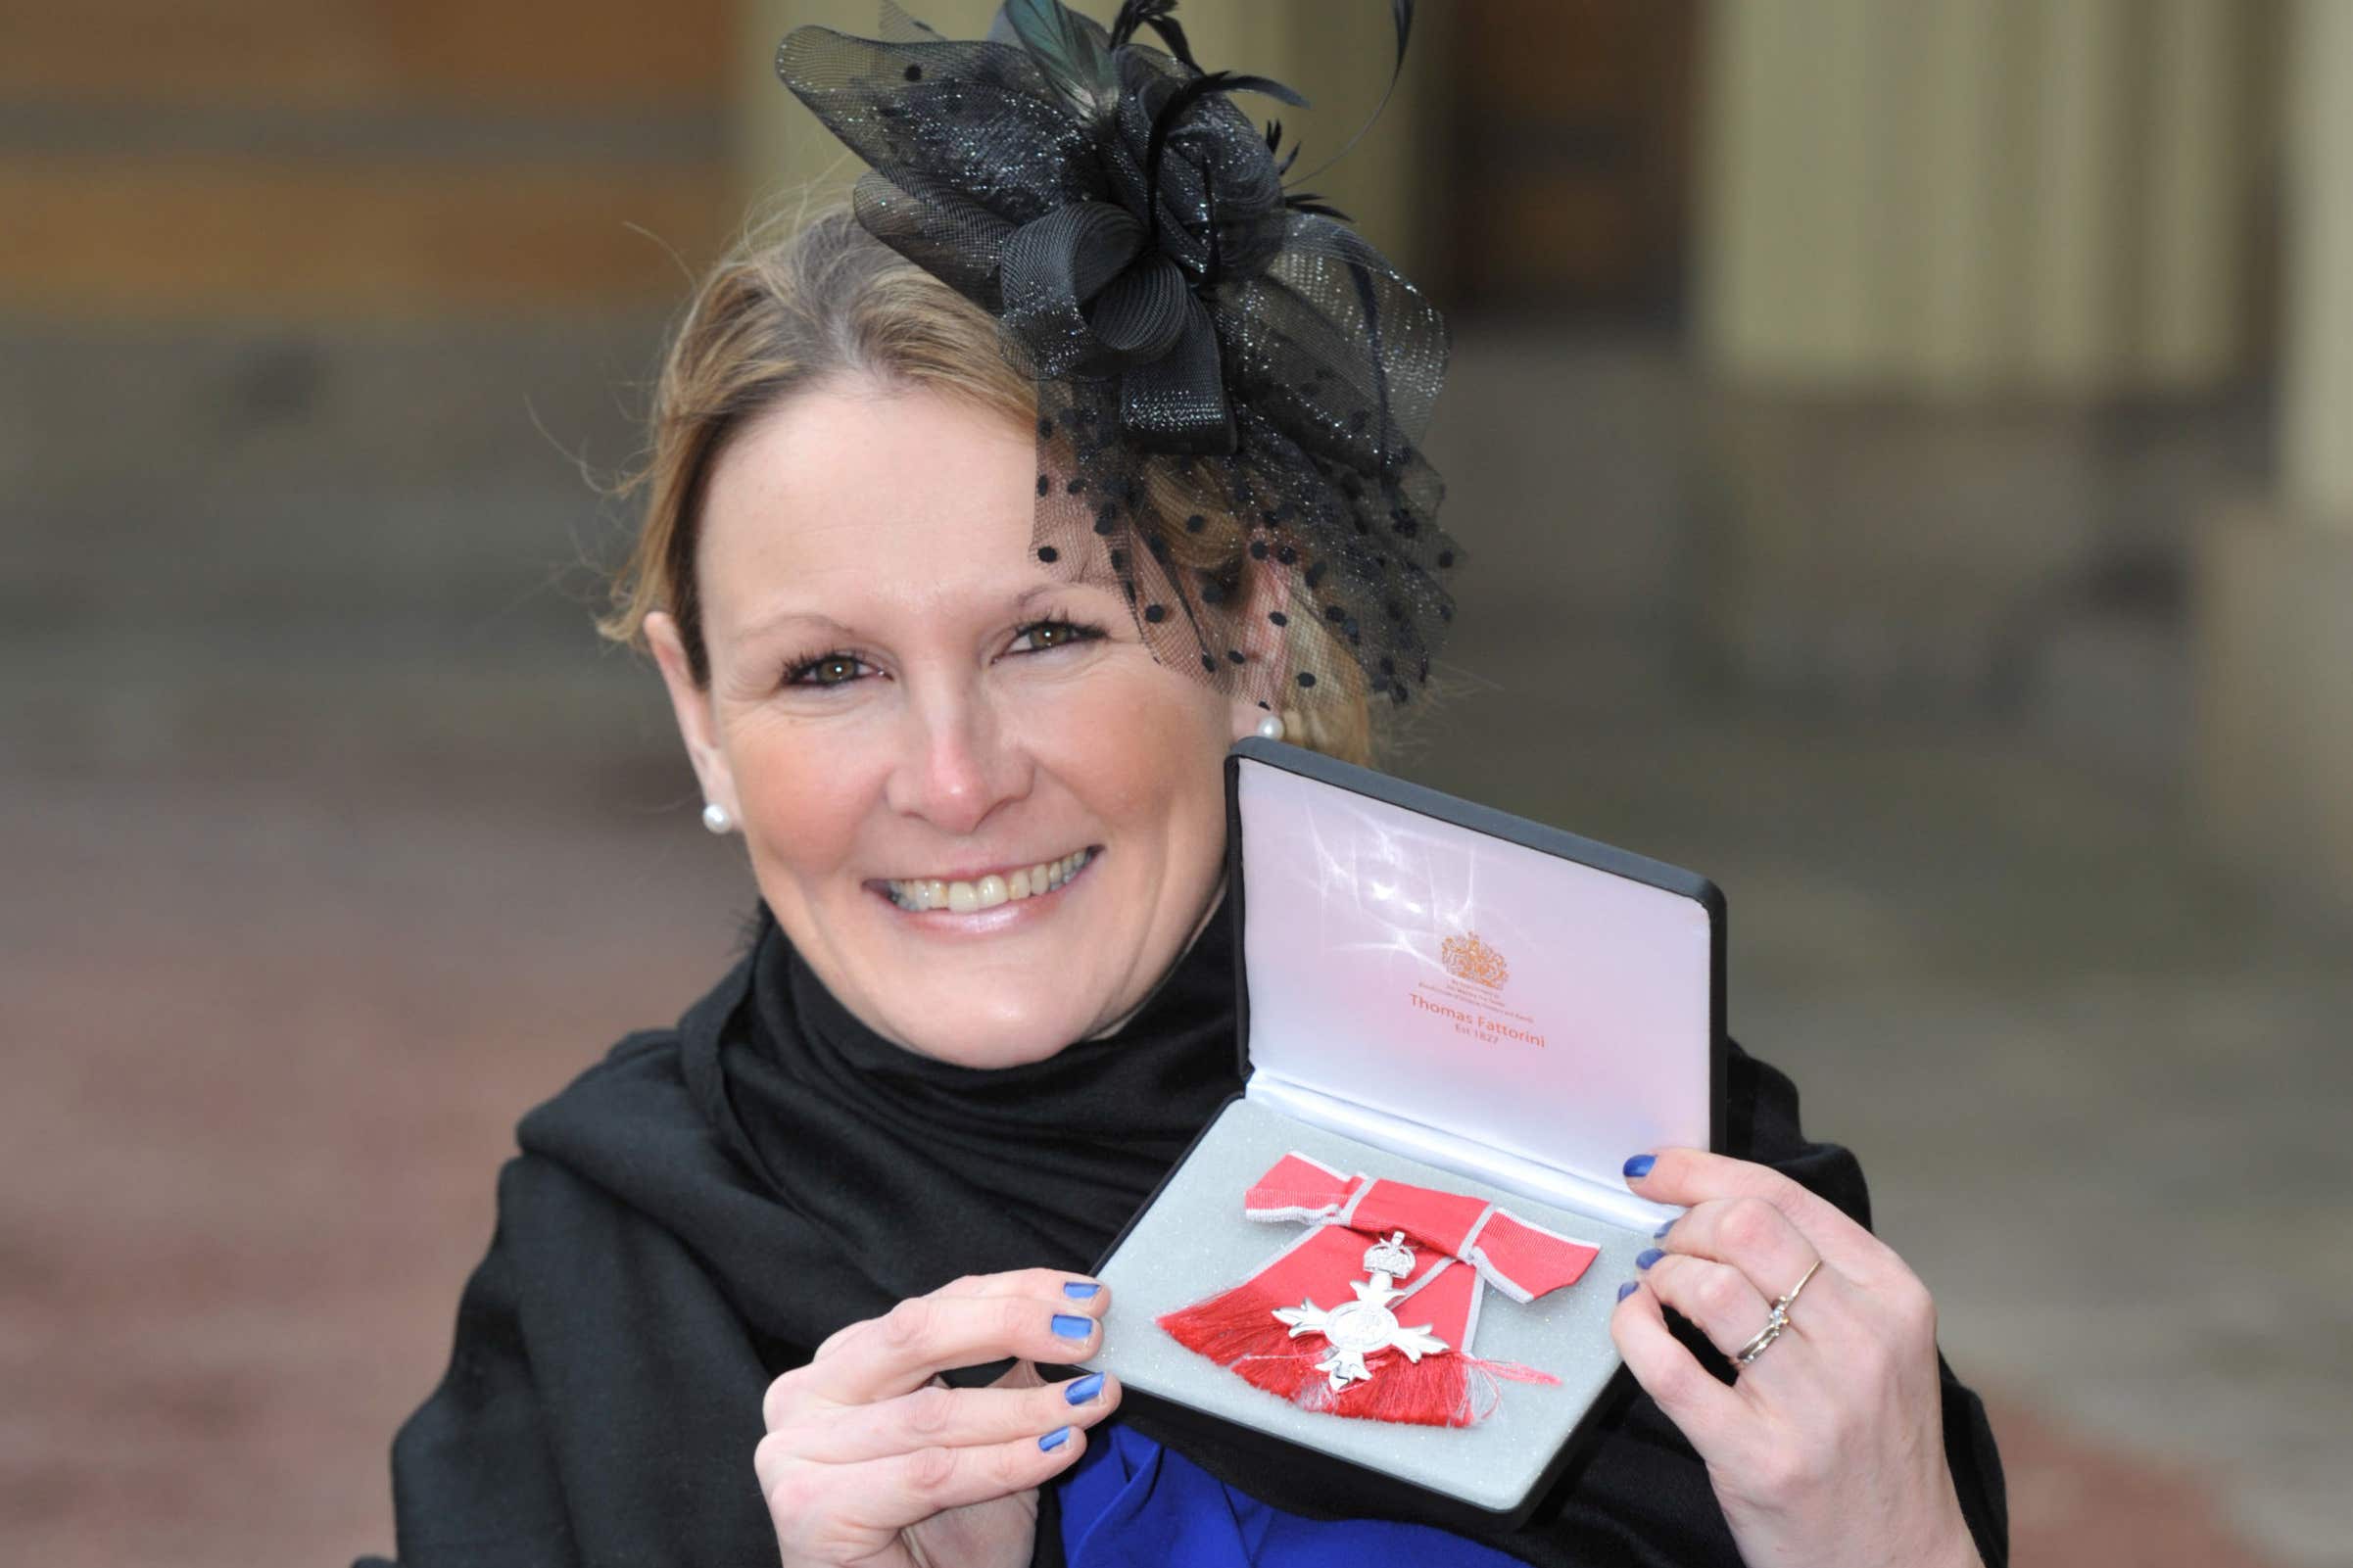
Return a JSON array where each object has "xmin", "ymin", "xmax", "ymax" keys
[{"xmin": 1734, "ymin": 1259, "xmax": 1822, "ymax": 1367}]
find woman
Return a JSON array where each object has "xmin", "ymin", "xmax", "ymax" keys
[{"xmin": 370, "ymin": 6, "xmax": 2006, "ymax": 1565}]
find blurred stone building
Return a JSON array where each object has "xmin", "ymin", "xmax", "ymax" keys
[{"xmin": 6, "ymin": 0, "xmax": 2346, "ymax": 912}]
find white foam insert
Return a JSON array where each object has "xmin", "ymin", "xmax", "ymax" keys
[
  {"xmin": 1234, "ymin": 757, "xmax": 1712, "ymax": 1229},
  {"xmin": 1086, "ymin": 1096, "xmax": 1654, "ymax": 1514}
]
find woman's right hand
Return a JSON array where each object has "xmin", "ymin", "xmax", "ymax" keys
[{"xmin": 755, "ymin": 1268, "xmax": 1121, "ymax": 1568}]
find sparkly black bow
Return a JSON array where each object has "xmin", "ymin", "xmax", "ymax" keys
[{"xmin": 1000, "ymin": 197, "xmax": 1234, "ymax": 453}]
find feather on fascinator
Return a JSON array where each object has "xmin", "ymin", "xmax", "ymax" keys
[{"xmin": 775, "ymin": 0, "xmax": 1457, "ymax": 714}]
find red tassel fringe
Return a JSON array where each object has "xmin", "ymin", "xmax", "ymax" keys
[{"xmin": 1157, "ymin": 1283, "xmax": 1558, "ymax": 1428}]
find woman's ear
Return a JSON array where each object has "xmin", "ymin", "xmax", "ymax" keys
[
  {"xmin": 1226, "ymin": 557, "xmax": 1296, "ymax": 739},
  {"xmin": 646, "ymin": 611, "xmax": 739, "ymax": 817}
]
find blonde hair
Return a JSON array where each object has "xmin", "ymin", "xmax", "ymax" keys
[{"xmin": 600, "ymin": 205, "xmax": 1377, "ymax": 766}]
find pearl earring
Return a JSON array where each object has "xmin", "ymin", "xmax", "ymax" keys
[
  {"xmin": 701, "ymin": 802, "xmax": 734, "ymax": 834},
  {"xmin": 1255, "ymin": 712, "xmax": 1285, "ymax": 741}
]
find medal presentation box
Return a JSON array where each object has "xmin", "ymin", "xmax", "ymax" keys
[{"xmin": 1082, "ymin": 736, "xmax": 1724, "ymax": 1526}]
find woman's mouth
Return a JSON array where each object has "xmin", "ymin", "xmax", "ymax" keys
[{"xmin": 877, "ymin": 845, "xmax": 1097, "ymax": 913}]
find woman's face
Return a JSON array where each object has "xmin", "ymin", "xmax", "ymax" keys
[{"xmin": 648, "ymin": 381, "xmax": 1263, "ymax": 1068}]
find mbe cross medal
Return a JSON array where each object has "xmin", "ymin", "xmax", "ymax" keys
[
  {"xmin": 1159, "ymin": 1153, "xmax": 1600, "ymax": 1426},
  {"xmin": 1273, "ymin": 1231, "xmax": 1450, "ymax": 1392}
]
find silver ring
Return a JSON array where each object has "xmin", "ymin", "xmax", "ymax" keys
[{"xmin": 1734, "ymin": 1259, "xmax": 1822, "ymax": 1367}]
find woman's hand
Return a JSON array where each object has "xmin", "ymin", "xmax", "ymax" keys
[
  {"xmin": 755, "ymin": 1268, "xmax": 1121, "ymax": 1568},
  {"xmin": 1611, "ymin": 1149, "xmax": 1982, "ymax": 1568}
]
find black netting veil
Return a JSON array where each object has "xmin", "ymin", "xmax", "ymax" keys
[{"xmin": 776, "ymin": 0, "xmax": 1459, "ymax": 717}]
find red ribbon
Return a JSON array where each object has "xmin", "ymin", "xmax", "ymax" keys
[{"xmin": 1158, "ymin": 1151, "xmax": 1602, "ymax": 1427}]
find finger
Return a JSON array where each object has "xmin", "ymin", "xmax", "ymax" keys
[
  {"xmin": 864, "ymin": 1421, "xmax": 1091, "ymax": 1519},
  {"xmin": 1624, "ymin": 1148, "xmax": 1897, "ymax": 1283},
  {"xmin": 1609, "ymin": 1279, "xmax": 1743, "ymax": 1447},
  {"xmin": 797, "ymin": 1288, "xmax": 1108, "ymax": 1408},
  {"xmin": 1633, "ymin": 1252, "xmax": 1794, "ymax": 1368},
  {"xmin": 806, "ymin": 1272, "xmax": 1105, "ymax": 1362},
  {"xmin": 928, "ymin": 1269, "xmax": 1107, "ymax": 1307},
  {"xmin": 762, "ymin": 1371, "xmax": 1121, "ymax": 1465},
  {"xmin": 1652, "ymin": 1195, "xmax": 1825, "ymax": 1307},
  {"xmin": 762, "ymin": 1425, "xmax": 1089, "ymax": 1546}
]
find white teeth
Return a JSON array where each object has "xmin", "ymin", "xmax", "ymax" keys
[{"xmin": 886, "ymin": 847, "xmax": 1091, "ymax": 911}]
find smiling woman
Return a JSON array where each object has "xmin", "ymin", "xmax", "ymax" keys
[
  {"xmin": 367, "ymin": 5, "xmax": 2005, "ymax": 1565},
  {"xmin": 596, "ymin": 210, "xmax": 1357, "ymax": 1067},
  {"xmin": 650, "ymin": 373, "xmax": 1243, "ymax": 1065}
]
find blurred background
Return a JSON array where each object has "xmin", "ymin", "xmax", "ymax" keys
[{"xmin": 5, "ymin": 1, "xmax": 2349, "ymax": 1563}]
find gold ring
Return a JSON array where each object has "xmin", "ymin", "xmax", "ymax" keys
[
  {"xmin": 1733, "ymin": 1259, "xmax": 1823, "ymax": 1367},
  {"xmin": 1778, "ymin": 1259, "xmax": 1822, "ymax": 1312}
]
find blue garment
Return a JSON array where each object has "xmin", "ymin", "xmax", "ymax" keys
[{"xmin": 1059, "ymin": 1422, "xmax": 1525, "ymax": 1567}]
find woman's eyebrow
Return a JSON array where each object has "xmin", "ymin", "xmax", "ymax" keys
[
  {"xmin": 1010, "ymin": 582, "xmax": 1089, "ymax": 613},
  {"xmin": 738, "ymin": 605, "xmax": 853, "ymax": 642},
  {"xmin": 738, "ymin": 583, "xmax": 1081, "ymax": 642}
]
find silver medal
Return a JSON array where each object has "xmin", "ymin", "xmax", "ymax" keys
[{"xmin": 1272, "ymin": 1231, "xmax": 1451, "ymax": 1392}]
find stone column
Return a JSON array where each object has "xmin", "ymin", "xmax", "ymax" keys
[
  {"xmin": 1701, "ymin": 0, "xmax": 2248, "ymax": 396},
  {"xmin": 1693, "ymin": 0, "xmax": 2254, "ymax": 711},
  {"xmin": 2192, "ymin": 0, "xmax": 2353, "ymax": 908}
]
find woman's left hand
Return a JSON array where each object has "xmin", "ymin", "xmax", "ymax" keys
[{"xmin": 1611, "ymin": 1148, "xmax": 1983, "ymax": 1568}]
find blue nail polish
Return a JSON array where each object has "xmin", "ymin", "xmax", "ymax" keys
[
  {"xmin": 1623, "ymin": 1154, "xmax": 1656, "ymax": 1179},
  {"xmin": 1636, "ymin": 1248, "xmax": 1663, "ymax": 1270},
  {"xmin": 1654, "ymin": 1217, "xmax": 1676, "ymax": 1239},
  {"xmin": 1050, "ymin": 1313, "xmax": 1094, "ymax": 1341},
  {"xmin": 1616, "ymin": 1281, "xmax": 1639, "ymax": 1302},
  {"xmin": 1064, "ymin": 1372, "xmax": 1105, "ymax": 1405},
  {"xmin": 1062, "ymin": 1281, "xmax": 1101, "ymax": 1300},
  {"xmin": 1038, "ymin": 1425, "xmax": 1072, "ymax": 1452}
]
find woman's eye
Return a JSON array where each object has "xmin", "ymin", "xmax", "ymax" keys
[
  {"xmin": 1010, "ymin": 618, "xmax": 1102, "ymax": 654},
  {"xmin": 784, "ymin": 652, "xmax": 870, "ymax": 688}
]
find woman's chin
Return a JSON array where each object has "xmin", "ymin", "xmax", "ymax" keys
[{"xmin": 887, "ymin": 994, "xmax": 1111, "ymax": 1068}]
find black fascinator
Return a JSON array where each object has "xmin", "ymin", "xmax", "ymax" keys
[{"xmin": 776, "ymin": 0, "xmax": 1458, "ymax": 715}]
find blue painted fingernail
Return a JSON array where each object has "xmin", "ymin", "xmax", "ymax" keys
[
  {"xmin": 1062, "ymin": 1281, "xmax": 1101, "ymax": 1300},
  {"xmin": 1039, "ymin": 1425, "xmax": 1072, "ymax": 1451},
  {"xmin": 1636, "ymin": 1248, "xmax": 1663, "ymax": 1270},
  {"xmin": 1616, "ymin": 1281, "xmax": 1639, "ymax": 1302},
  {"xmin": 1064, "ymin": 1372, "xmax": 1105, "ymax": 1405},
  {"xmin": 1050, "ymin": 1313, "xmax": 1094, "ymax": 1341},
  {"xmin": 1623, "ymin": 1154, "xmax": 1656, "ymax": 1179},
  {"xmin": 1654, "ymin": 1217, "xmax": 1676, "ymax": 1239}
]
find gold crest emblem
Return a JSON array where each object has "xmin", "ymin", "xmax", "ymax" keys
[{"xmin": 1439, "ymin": 930, "xmax": 1509, "ymax": 990}]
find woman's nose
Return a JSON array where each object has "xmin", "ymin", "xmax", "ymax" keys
[{"xmin": 886, "ymin": 682, "xmax": 1031, "ymax": 836}]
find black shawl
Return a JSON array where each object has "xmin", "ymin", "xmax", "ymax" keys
[{"xmin": 365, "ymin": 892, "xmax": 2007, "ymax": 1566}]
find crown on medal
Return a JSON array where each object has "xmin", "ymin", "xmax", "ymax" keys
[{"xmin": 1363, "ymin": 1231, "xmax": 1415, "ymax": 1279}]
